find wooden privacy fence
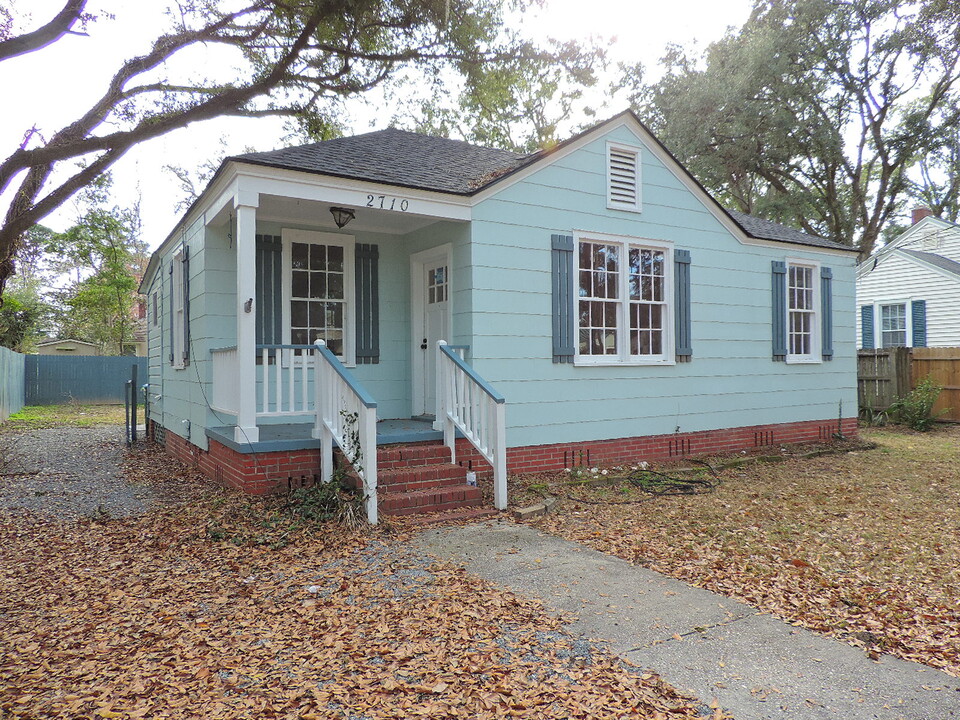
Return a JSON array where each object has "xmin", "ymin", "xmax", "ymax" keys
[
  {"xmin": 857, "ymin": 348, "xmax": 912, "ymax": 414},
  {"xmin": 912, "ymin": 347, "xmax": 960, "ymax": 422},
  {"xmin": 858, "ymin": 347, "xmax": 960, "ymax": 422},
  {"xmin": 0, "ymin": 346, "xmax": 25, "ymax": 422},
  {"xmin": 24, "ymin": 355, "xmax": 147, "ymax": 405}
]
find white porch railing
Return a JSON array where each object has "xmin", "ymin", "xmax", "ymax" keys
[
  {"xmin": 257, "ymin": 345, "xmax": 315, "ymax": 417},
  {"xmin": 210, "ymin": 347, "xmax": 239, "ymax": 414},
  {"xmin": 436, "ymin": 340, "xmax": 507, "ymax": 510},
  {"xmin": 210, "ymin": 345, "xmax": 317, "ymax": 421},
  {"xmin": 313, "ymin": 339, "xmax": 379, "ymax": 524}
]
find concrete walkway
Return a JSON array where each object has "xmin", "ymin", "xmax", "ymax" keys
[{"xmin": 414, "ymin": 520, "xmax": 960, "ymax": 720}]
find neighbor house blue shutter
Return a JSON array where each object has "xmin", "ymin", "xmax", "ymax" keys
[
  {"xmin": 820, "ymin": 266, "xmax": 833, "ymax": 360},
  {"xmin": 355, "ymin": 243, "xmax": 380, "ymax": 364},
  {"xmin": 181, "ymin": 246, "xmax": 190, "ymax": 365},
  {"xmin": 255, "ymin": 235, "xmax": 282, "ymax": 346},
  {"xmin": 551, "ymin": 234, "xmax": 575, "ymax": 363},
  {"xmin": 911, "ymin": 300, "xmax": 927, "ymax": 347},
  {"xmin": 674, "ymin": 249, "xmax": 692, "ymax": 359},
  {"xmin": 771, "ymin": 261, "xmax": 787, "ymax": 360},
  {"xmin": 860, "ymin": 305, "xmax": 875, "ymax": 349},
  {"xmin": 168, "ymin": 262, "xmax": 174, "ymax": 364}
]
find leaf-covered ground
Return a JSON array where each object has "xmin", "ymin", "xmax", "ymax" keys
[
  {"xmin": 522, "ymin": 426, "xmax": 960, "ymax": 677},
  {"xmin": 0, "ymin": 442, "xmax": 715, "ymax": 720},
  {"xmin": 1, "ymin": 404, "xmax": 127, "ymax": 431}
]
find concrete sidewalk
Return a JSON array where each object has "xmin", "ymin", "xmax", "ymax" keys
[{"xmin": 414, "ymin": 520, "xmax": 960, "ymax": 720}]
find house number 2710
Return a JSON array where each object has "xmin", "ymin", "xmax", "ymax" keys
[{"xmin": 366, "ymin": 194, "xmax": 409, "ymax": 211}]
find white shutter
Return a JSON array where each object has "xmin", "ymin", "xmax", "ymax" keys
[{"xmin": 606, "ymin": 142, "xmax": 641, "ymax": 212}]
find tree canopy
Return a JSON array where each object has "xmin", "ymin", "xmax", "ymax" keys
[
  {"xmin": 635, "ymin": 0, "xmax": 960, "ymax": 258},
  {"xmin": 0, "ymin": 0, "xmax": 602, "ymax": 297}
]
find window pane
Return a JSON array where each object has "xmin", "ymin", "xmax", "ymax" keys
[
  {"xmin": 292, "ymin": 271, "xmax": 309, "ymax": 298},
  {"xmin": 291, "ymin": 243, "xmax": 308, "ymax": 269},
  {"xmin": 291, "ymin": 301, "xmax": 308, "ymax": 326},
  {"xmin": 579, "ymin": 271, "xmax": 591, "ymax": 298},
  {"xmin": 310, "ymin": 273, "xmax": 326, "ymax": 299},
  {"xmin": 327, "ymin": 245, "xmax": 344, "ymax": 272},
  {"xmin": 579, "ymin": 329, "xmax": 590, "ymax": 355},
  {"xmin": 310, "ymin": 244, "xmax": 326, "ymax": 270},
  {"xmin": 328, "ymin": 273, "xmax": 344, "ymax": 299}
]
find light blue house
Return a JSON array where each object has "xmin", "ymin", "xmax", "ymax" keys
[{"xmin": 140, "ymin": 111, "xmax": 858, "ymax": 522}]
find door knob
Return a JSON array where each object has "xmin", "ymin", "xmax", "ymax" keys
[{"xmin": 420, "ymin": 338, "xmax": 428, "ymax": 350}]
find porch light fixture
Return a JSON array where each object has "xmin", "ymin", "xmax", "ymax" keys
[{"xmin": 330, "ymin": 206, "xmax": 355, "ymax": 229}]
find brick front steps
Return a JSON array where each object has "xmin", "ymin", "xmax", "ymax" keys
[{"xmin": 344, "ymin": 441, "xmax": 486, "ymax": 517}]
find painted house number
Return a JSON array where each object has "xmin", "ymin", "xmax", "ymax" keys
[{"xmin": 366, "ymin": 194, "xmax": 409, "ymax": 212}]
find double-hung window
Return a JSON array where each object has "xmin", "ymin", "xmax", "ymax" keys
[
  {"xmin": 786, "ymin": 261, "xmax": 819, "ymax": 362},
  {"xmin": 576, "ymin": 234, "xmax": 672, "ymax": 364},
  {"xmin": 880, "ymin": 303, "xmax": 907, "ymax": 347},
  {"xmin": 282, "ymin": 229, "xmax": 355, "ymax": 364}
]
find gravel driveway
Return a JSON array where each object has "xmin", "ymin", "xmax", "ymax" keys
[{"xmin": 0, "ymin": 425, "xmax": 175, "ymax": 519}]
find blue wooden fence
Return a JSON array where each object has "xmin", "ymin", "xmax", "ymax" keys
[
  {"xmin": 0, "ymin": 346, "xmax": 25, "ymax": 421},
  {"xmin": 24, "ymin": 355, "xmax": 147, "ymax": 405}
]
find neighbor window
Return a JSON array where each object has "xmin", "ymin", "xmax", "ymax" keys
[
  {"xmin": 786, "ymin": 262, "xmax": 819, "ymax": 362},
  {"xmin": 880, "ymin": 303, "xmax": 907, "ymax": 347},
  {"xmin": 576, "ymin": 234, "xmax": 671, "ymax": 364},
  {"xmin": 171, "ymin": 249, "xmax": 186, "ymax": 368},
  {"xmin": 282, "ymin": 229, "xmax": 354, "ymax": 363}
]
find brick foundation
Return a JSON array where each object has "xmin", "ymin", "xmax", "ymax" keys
[{"xmin": 150, "ymin": 416, "xmax": 858, "ymax": 495}]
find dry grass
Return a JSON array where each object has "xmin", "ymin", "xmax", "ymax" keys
[
  {"xmin": 523, "ymin": 425, "xmax": 960, "ymax": 676},
  {"xmin": 1, "ymin": 404, "xmax": 127, "ymax": 431}
]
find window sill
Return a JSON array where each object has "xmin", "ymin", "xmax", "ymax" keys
[
  {"xmin": 574, "ymin": 358, "xmax": 675, "ymax": 367},
  {"xmin": 784, "ymin": 356, "xmax": 821, "ymax": 365}
]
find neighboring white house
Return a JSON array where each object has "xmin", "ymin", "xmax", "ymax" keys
[{"xmin": 856, "ymin": 210, "xmax": 960, "ymax": 349}]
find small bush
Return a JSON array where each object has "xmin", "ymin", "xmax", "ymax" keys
[
  {"xmin": 889, "ymin": 376, "xmax": 947, "ymax": 431},
  {"xmin": 285, "ymin": 479, "xmax": 365, "ymax": 529}
]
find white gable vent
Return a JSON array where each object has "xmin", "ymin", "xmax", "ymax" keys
[{"xmin": 607, "ymin": 142, "xmax": 641, "ymax": 212}]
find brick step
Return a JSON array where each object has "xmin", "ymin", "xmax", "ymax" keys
[
  {"xmin": 379, "ymin": 484, "xmax": 483, "ymax": 516},
  {"xmin": 397, "ymin": 507, "xmax": 500, "ymax": 528},
  {"xmin": 377, "ymin": 442, "xmax": 452, "ymax": 469}
]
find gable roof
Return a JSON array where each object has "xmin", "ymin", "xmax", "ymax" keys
[
  {"xmin": 900, "ymin": 249, "xmax": 960, "ymax": 278},
  {"xmin": 232, "ymin": 116, "xmax": 850, "ymax": 253}
]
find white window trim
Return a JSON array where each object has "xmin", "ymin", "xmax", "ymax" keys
[
  {"xmin": 573, "ymin": 230, "xmax": 674, "ymax": 366},
  {"xmin": 873, "ymin": 299, "xmax": 914, "ymax": 349},
  {"xmin": 606, "ymin": 141, "xmax": 642, "ymax": 213},
  {"xmin": 171, "ymin": 248, "xmax": 186, "ymax": 369},
  {"xmin": 280, "ymin": 228, "xmax": 356, "ymax": 367},
  {"xmin": 785, "ymin": 258, "xmax": 821, "ymax": 364}
]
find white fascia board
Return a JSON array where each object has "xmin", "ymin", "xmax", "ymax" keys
[
  {"xmin": 470, "ymin": 114, "xmax": 854, "ymax": 258},
  {"xmin": 233, "ymin": 165, "xmax": 472, "ymax": 222}
]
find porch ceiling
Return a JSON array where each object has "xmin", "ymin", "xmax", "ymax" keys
[{"xmin": 256, "ymin": 194, "xmax": 447, "ymax": 235}]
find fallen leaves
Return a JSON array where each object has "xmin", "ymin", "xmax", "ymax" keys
[
  {"xmin": 526, "ymin": 426, "xmax": 960, "ymax": 677},
  {"xmin": 0, "ymin": 442, "xmax": 713, "ymax": 719}
]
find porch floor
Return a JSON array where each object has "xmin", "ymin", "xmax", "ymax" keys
[{"xmin": 206, "ymin": 418, "xmax": 443, "ymax": 454}]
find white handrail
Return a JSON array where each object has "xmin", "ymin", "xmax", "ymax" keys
[
  {"xmin": 313, "ymin": 339, "xmax": 378, "ymax": 524},
  {"xmin": 436, "ymin": 340, "xmax": 507, "ymax": 510}
]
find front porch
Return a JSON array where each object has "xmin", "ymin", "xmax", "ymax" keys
[{"xmin": 206, "ymin": 417, "xmax": 444, "ymax": 453}]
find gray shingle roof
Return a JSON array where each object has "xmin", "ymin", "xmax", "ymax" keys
[
  {"xmin": 725, "ymin": 210, "xmax": 850, "ymax": 251},
  {"xmin": 900, "ymin": 249, "xmax": 960, "ymax": 278},
  {"xmin": 233, "ymin": 127, "xmax": 533, "ymax": 195},
  {"xmin": 234, "ymin": 126, "xmax": 851, "ymax": 253}
]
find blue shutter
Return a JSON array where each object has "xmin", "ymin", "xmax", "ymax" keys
[
  {"xmin": 860, "ymin": 305, "xmax": 875, "ymax": 349},
  {"xmin": 674, "ymin": 249, "xmax": 692, "ymax": 359},
  {"xmin": 355, "ymin": 243, "xmax": 380, "ymax": 364},
  {"xmin": 771, "ymin": 261, "xmax": 787, "ymax": 360},
  {"xmin": 255, "ymin": 235, "xmax": 282, "ymax": 347},
  {"xmin": 820, "ymin": 266, "xmax": 833, "ymax": 360},
  {"xmin": 181, "ymin": 247, "xmax": 190, "ymax": 365},
  {"xmin": 911, "ymin": 300, "xmax": 927, "ymax": 347},
  {"xmin": 551, "ymin": 234, "xmax": 575, "ymax": 363},
  {"xmin": 168, "ymin": 262, "xmax": 174, "ymax": 364}
]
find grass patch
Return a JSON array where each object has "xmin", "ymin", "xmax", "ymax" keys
[
  {"xmin": 525, "ymin": 426, "xmax": 960, "ymax": 676},
  {"xmin": 2, "ymin": 403, "xmax": 127, "ymax": 431}
]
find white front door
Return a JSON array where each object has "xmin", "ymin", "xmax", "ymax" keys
[{"xmin": 412, "ymin": 247, "xmax": 451, "ymax": 417}]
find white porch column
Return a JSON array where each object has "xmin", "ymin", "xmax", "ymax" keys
[{"xmin": 234, "ymin": 193, "xmax": 260, "ymax": 444}]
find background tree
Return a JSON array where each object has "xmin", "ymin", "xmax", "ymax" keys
[
  {"xmin": 0, "ymin": 0, "xmax": 602, "ymax": 297},
  {"xmin": 633, "ymin": 0, "xmax": 960, "ymax": 258}
]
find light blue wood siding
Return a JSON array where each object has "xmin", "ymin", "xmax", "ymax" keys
[{"xmin": 467, "ymin": 123, "xmax": 857, "ymax": 448}]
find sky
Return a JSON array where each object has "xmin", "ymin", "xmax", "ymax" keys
[{"xmin": 0, "ymin": 0, "xmax": 753, "ymax": 250}]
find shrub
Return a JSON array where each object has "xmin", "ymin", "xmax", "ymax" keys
[{"xmin": 889, "ymin": 376, "xmax": 947, "ymax": 431}]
